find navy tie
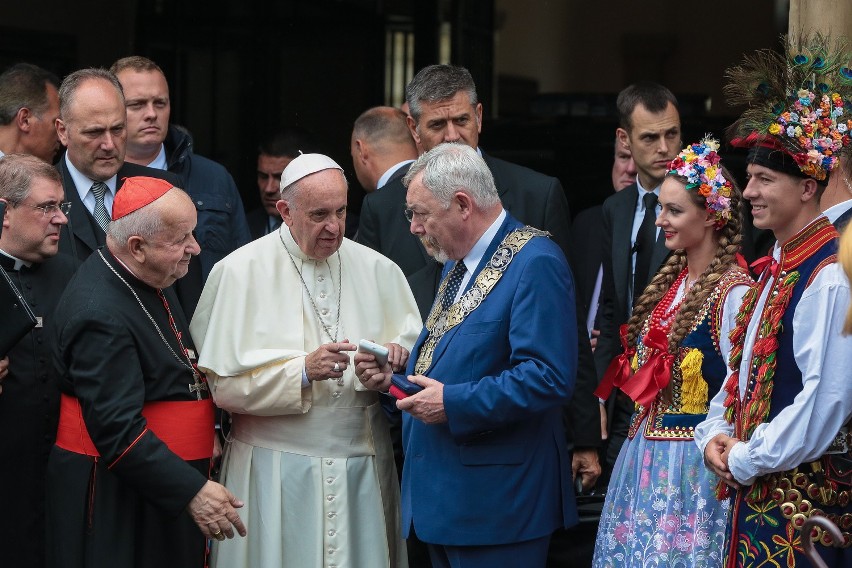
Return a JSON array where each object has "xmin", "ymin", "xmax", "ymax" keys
[{"xmin": 441, "ymin": 261, "xmax": 467, "ymax": 309}]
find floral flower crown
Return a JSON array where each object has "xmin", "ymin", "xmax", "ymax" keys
[
  {"xmin": 765, "ymin": 90, "xmax": 849, "ymax": 180},
  {"xmin": 668, "ymin": 137, "xmax": 733, "ymax": 229}
]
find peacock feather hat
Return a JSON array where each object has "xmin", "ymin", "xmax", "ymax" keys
[{"xmin": 725, "ymin": 33, "xmax": 852, "ymax": 182}]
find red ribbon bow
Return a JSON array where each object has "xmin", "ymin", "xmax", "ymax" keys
[
  {"xmin": 750, "ymin": 255, "xmax": 779, "ymax": 279},
  {"xmin": 593, "ymin": 325, "xmax": 634, "ymax": 401},
  {"xmin": 621, "ymin": 326, "xmax": 673, "ymax": 409}
]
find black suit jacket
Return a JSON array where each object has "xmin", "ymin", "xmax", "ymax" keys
[
  {"xmin": 592, "ymin": 183, "xmax": 670, "ymax": 470},
  {"xmin": 245, "ymin": 207, "xmax": 275, "ymax": 241},
  {"xmin": 569, "ymin": 204, "xmax": 606, "ymax": 318},
  {"xmin": 58, "ymin": 158, "xmax": 182, "ymax": 262},
  {"xmin": 356, "ymin": 153, "xmax": 574, "ymax": 275},
  {"xmin": 355, "ymin": 163, "xmax": 427, "ymax": 276},
  {"xmin": 406, "ymin": 260, "xmax": 443, "ymax": 322},
  {"xmin": 56, "ymin": 158, "xmax": 201, "ymax": 319},
  {"xmin": 594, "ymin": 183, "xmax": 670, "ymax": 378}
]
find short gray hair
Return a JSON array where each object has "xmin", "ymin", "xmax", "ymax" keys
[
  {"xmin": 353, "ymin": 106, "xmax": 415, "ymax": 150},
  {"xmin": 0, "ymin": 63, "xmax": 59, "ymax": 126},
  {"xmin": 0, "ymin": 153, "xmax": 61, "ymax": 204},
  {"xmin": 403, "ymin": 143, "xmax": 499, "ymax": 209},
  {"xmin": 405, "ymin": 65, "xmax": 478, "ymax": 123},
  {"xmin": 59, "ymin": 68, "xmax": 124, "ymax": 120}
]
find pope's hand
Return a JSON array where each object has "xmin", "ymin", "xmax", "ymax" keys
[
  {"xmin": 354, "ymin": 341, "xmax": 410, "ymax": 391},
  {"xmin": 354, "ymin": 350, "xmax": 393, "ymax": 392},
  {"xmin": 305, "ymin": 340, "xmax": 356, "ymax": 383},
  {"xmin": 397, "ymin": 375, "xmax": 446, "ymax": 424},
  {"xmin": 187, "ymin": 480, "xmax": 247, "ymax": 540}
]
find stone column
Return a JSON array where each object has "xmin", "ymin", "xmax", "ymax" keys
[{"xmin": 789, "ymin": 0, "xmax": 852, "ymax": 43}]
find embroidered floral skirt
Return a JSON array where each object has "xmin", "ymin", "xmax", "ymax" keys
[{"xmin": 592, "ymin": 416, "xmax": 730, "ymax": 567}]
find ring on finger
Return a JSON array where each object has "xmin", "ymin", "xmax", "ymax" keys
[{"xmin": 333, "ymin": 362, "xmax": 341, "ymax": 372}]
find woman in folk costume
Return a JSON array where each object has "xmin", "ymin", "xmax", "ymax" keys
[{"xmin": 592, "ymin": 137, "xmax": 754, "ymax": 567}]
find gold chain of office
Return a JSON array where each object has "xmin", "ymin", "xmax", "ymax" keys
[{"xmin": 414, "ymin": 226, "xmax": 548, "ymax": 375}]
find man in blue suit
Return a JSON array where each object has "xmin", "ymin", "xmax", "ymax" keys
[{"xmin": 357, "ymin": 143, "xmax": 577, "ymax": 567}]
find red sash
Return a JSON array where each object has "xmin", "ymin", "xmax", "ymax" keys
[{"xmin": 56, "ymin": 394, "xmax": 215, "ymax": 462}]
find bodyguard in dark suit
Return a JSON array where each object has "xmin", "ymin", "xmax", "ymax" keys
[
  {"xmin": 54, "ymin": 68, "xmax": 196, "ymax": 318},
  {"xmin": 358, "ymin": 65, "xmax": 572, "ymax": 271},
  {"xmin": 57, "ymin": 158, "xmax": 180, "ymax": 262},
  {"xmin": 594, "ymin": 82, "xmax": 681, "ymax": 468},
  {"xmin": 352, "ymin": 106, "xmax": 421, "ymax": 274},
  {"xmin": 246, "ymin": 127, "xmax": 320, "ymax": 240},
  {"xmin": 356, "ymin": 144, "xmax": 577, "ymax": 567},
  {"xmin": 570, "ymin": 137, "xmax": 637, "ymax": 347}
]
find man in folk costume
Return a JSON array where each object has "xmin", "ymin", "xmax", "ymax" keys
[
  {"xmin": 190, "ymin": 153, "xmax": 421, "ymax": 568},
  {"xmin": 47, "ymin": 177, "xmax": 246, "ymax": 568},
  {"xmin": 696, "ymin": 35, "xmax": 852, "ymax": 567}
]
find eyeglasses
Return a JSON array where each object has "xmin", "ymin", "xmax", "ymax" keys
[
  {"xmin": 403, "ymin": 206, "xmax": 430, "ymax": 223},
  {"xmin": 25, "ymin": 201, "xmax": 72, "ymax": 219}
]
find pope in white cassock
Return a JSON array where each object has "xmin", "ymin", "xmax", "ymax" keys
[{"xmin": 190, "ymin": 153, "xmax": 421, "ymax": 568}]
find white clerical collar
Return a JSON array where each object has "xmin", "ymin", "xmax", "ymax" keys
[
  {"xmin": 822, "ymin": 199, "xmax": 852, "ymax": 223},
  {"xmin": 0, "ymin": 248, "xmax": 31, "ymax": 270},
  {"xmin": 634, "ymin": 176, "xmax": 661, "ymax": 208},
  {"xmin": 144, "ymin": 144, "xmax": 168, "ymax": 171},
  {"xmin": 377, "ymin": 159, "xmax": 415, "ymax": 190},
  {"xmin": 0, "ymin": 149, "xmax": 5, "ymax": 158},
  {"xmin": 460, "ymin": 208, "xmax": 507, "ymax": 274},
  {"xmin": 278, "ymin": 223, "xmax": 340, "ymax": 263},
  {"xmin": 65, "ymin": 153, "xmax": 118, "ymax": 205}
]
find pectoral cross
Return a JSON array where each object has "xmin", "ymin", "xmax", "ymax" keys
[{"xmin": 188, "ymin": 371, "xmax": 207, "ymax": 400}]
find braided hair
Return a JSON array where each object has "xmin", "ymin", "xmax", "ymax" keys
[{"xmin": 626, "ymin": 166, "xmax": 743, "ymax": 352}]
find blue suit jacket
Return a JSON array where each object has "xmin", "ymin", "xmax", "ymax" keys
[{"xmin": 401, "ymin": 214, "xmax": 579, "ymax": 546}]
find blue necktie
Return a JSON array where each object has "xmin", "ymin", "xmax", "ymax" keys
[{"xmin": 441, "ymin": 261, "xmax": 467, "ymax": 310}]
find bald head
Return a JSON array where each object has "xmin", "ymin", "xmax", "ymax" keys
[
  {"xmin": 351, "ymin": 106, "xmax": 418, "ymax": 191},
  {"xmin": 56, "ymin": 71, "xmax": 127, "ymax": 181}
]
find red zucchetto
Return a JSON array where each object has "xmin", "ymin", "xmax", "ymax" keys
[{"xmin": 112, "ymin": 177, "xmax": 175, "ymax": 220}]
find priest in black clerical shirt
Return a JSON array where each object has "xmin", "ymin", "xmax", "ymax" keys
[{"xmin": 0, "ymin": 154, "xmax": 76, "ymax": 568}]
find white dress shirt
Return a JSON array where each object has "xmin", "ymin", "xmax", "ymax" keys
[
  {"xmin": 64, "ymin": 153, "xmax": 117, "ymax": 218},
  {"xmin": 376, "ymin": 159, "xmax": 415, "ymax": 190},
  {"xmin": 695, "ymin": 223, "xmax": 852, "ymax": 485},
  {"xmin": 453, "ymin": 209, "xmax": 507, "ymax": 302}
]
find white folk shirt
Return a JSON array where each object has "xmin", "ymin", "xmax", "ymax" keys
[
  {"xmin": 190, "ymin": 226, "xmax": 421, "ymax": 568},
  {"xmin": 695, "ymin": 229, "xmax": 852, "ymax": 486}
]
